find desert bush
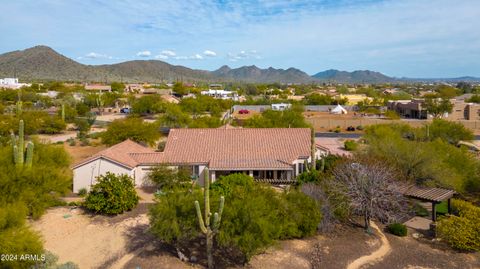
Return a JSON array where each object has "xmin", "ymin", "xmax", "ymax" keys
[
  {"xmin": 344, "ymin": 140, "xmax": 358, "ymax": 151},
  {"xmin": 149, "ymin": 173, "xmax": 321, "ymax": 263},
  {"xmin": 84, "ymin": 172, "xmax": 139, "ymax": 214},
  {"xmin": 67, "ymin": 138, "xmax": 76, "ymax": 146},
  {"xmin": 147, "ymin": 165, "xmax": 192, "ymax": 191},
  {"xmin": 77, "ymin": 188, "xmax": 87, "ymax": 197},
  {"xmin": 437, "ymin": 199, "xmax": 480, "ymax": 251},
  {"xmin": 384, "ymin": 110, "xmax": 400, "ymax": 120},
  {"xmin": 0, "ymin": 203, "xmax": 43, "ymax": 269},
  {"xmin": 387, "ymin": 223, "xmax": 407, "ymax": 236},
  {"xmin": 101, "ymin": 117, "xmax": 160, "ymax": 146}
]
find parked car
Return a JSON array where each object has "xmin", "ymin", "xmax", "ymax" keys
[
  {"xmin": 239, "ymin": 109, "xmax": 249, "ymax": 114},
  {"xmin": 120, "ymin": 108, "xmax": 131, "ymax": 114},
  {"xmin": 346, "ymin": 126, "xmax": 355, "ymax": 131}
]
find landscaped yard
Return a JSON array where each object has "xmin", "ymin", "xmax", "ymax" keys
[{"xmin": 31, "ymin": 205, "xmax": 480, "ymax": 269}]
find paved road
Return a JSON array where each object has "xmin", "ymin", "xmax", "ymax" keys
[
  {"xmin": 315, "ymin": 132, "xmax": 362, "ymax": 138},
  {"xmin": 316, "ymin": 132, "xmax": 480, "ymax": 140}
]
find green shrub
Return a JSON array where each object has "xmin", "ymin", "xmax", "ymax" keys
[
  {"xmin": 77, "ymin": 188, "xmax": 87, "ymax": 197},
  {"xmin": 344, "ymin": 140, "xmax": 358, "ymax": 151},
  {"xmin": 149, "ymin": 174, "xmax": 322, "ymax": 263},
  {"xmin": 84, "ymin": 172, "xmax": 139, "ymax": 214},
  {"xmin": 387, "ymin": 223, "xmax": 407, "ymax": 237},
  {"xmin": 356, "ymin": 125, "xmax": 364, "ymax": 130},
  {"xmin": 384, "ymin": 110, "xmax": 400, "ymax": 120},
  {"xmin": 437, "ymin": 199, "xmax": 480, "ymax": 251},
  {"xmin": 67, "ymin": 138, "xmax": 76, "ymax": 146}
]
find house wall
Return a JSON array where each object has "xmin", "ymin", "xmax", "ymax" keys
[{"xmin": 73, "ymin": 158, "xmax": 133, "ymax": 193}]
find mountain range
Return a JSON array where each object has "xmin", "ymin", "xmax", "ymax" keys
[{"xmin": 0, "ymin": 46, "xmax": 478, "ymax": 84}]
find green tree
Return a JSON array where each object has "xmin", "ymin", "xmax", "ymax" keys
[
  {"xmin": 131, "ymin": 95, "xmax": 165, "ymax": 115},
  {"xmin": 304, "ymin": 93, "xmax": 334, "ymax": 105},
  {"xmin": 101, "ymin": 117, "xmax": 160, "ymax": 146},
  {"xmin": 110, "ymin": 82, "xmax": 125, "ymax": 92},
  {"xmin": 423, "ymin": 119, "xmax": 473, "ymax": 144},
  {"xmin": 244, "ymin": 105, "xmax": 310, "ymax": 128},
  {"xmin": 424, "ymin": 95, "xmax": 453, "ymax": 119},
  {"xmin": 84, "ymin": 172, "xmax": 139, "ymax": 214},
  {"xmin": 173, "ymin": 82, "xmax": 188, "ymax": 96},
  {"xmin": 148, "ymin": 165, "xmax": 193, "ymax": 191},
  {"xmin": 157, "ymin": 104, "xmax": 191, "ymax": 128}
]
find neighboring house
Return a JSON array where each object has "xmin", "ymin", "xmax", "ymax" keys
[
  {"xmin": 337, "ymin": 94, "xmax": 372, "ymax": 105},
  {"xmin": 387, "ymin": 99, "xmax": 427, "ymax": 119},
  {"xmin": 201, "ymin": 89, "xmax": 239, "ymax": 101},
  {"xmin": 72, "ymin": 128, "xmax": 323, "ymax": 192},
  {"xmin": 84, "ymin": 84, "xmax": 112, "ymax": 92},
  {"xmin": 445, "ymin": 100, "xmax": 480, "ymax": 121},
  {"xmin": 0, "ymin": 78, "xmax": 31, "ymax": 89},
  {"xmin": 72, "ymin": 140, "xmax": 155, "ymax": 192},
  {"xmin": 271, "ymin": 103, "xmax": 291, "ymax": 111},
  {"xmin": 388, "ymin": 99, "xmax": 480, "ymax": 120}
]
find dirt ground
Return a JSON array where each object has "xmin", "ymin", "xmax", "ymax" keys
[
  {"xmin": 63, "ymin": 142, "xmax": 107, "ymax": 164},
  {"xmin": 31, "ymin": 205, "xmax": 480, "ymax": 269}
]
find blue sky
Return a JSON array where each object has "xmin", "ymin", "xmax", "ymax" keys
[{"xmin": 1, "ymin": 0, "xmax": 479, "ymax": 77}]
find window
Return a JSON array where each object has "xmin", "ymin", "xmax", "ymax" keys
[
  {"xmin": 299, "ymin": 162, "xmax": 304, "ymax": 174},
  {"xmin": 193, "ymin": 165, "xmax": 200, "ymax": 176}
]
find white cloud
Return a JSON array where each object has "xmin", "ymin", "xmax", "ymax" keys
[
  {"xmin": 84, "ymin": 52, "xmax": 110, "ymax": 59},
  {"xmin": 136, "ymin": 50, "xmax": 151, "ymax": 57},
  {"xmin": 161, "ymin": 50, "xmax": 176, "ymax": 57},
  {"xmin": 192, "ymin": 54, "xmax": 203, "ymax": 60},
  {"xmin": 173, "ymin": 54, "xmax": 204, "ymax": 60},
  {"xmin": 227, "ymin": 50, "xmax": 260, "ymax": 61},
  {"xmin": 155, "ymin": 54, "xmax": 168, "ymax": 60},
  {"xmin": 203, "ymin": 50, "xmax": 217, "ymax": 57}
]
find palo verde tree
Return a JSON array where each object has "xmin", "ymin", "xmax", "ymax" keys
[
  {"xmin": 194, "ymin": 168, "xmax": 225, "ymax": 269},
  {"xmin": 424, "ymin": 94, "xmax": 453, "ymax": 119}
]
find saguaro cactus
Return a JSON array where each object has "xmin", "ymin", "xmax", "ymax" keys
[
  {"xmin": 194, "ymin": 168, "xmax": 224, "ymax": 269},
  {"xmin": 16, "ymin": 101, "xmax": 23, "ymax": 117},
  {"xmin": 311, "ymin": 128, "xmax": 316, "ymax": 171},
  {"xmin": 61, "ymin": 103, "xmax": 66, "ymax": 122},
  {"xmin": 11, "ymin": 120, "xmax": 34, "ymax": 168}
]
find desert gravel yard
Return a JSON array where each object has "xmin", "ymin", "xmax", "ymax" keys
[{"xmin": 31, "ymin": 206, "xmax": 480, "ymax": 269}]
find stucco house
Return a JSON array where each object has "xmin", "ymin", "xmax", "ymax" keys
[{"xmin": 72, "ymin": 128, "xmax": 324, "ymax": 193}]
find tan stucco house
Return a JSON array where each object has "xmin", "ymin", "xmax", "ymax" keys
[{"xmin": 72, "ymin": 128, "xmax": 324, "ymax": 193}]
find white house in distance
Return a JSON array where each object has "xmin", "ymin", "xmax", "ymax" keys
[
  {"xmin": 271, "ymin": 103, "xmax": 291, "ymax": 111},
  {"xmin": 0, "ymin": 78, "xmax": 31, "ymax": 89},
  {"xmin": 72, "ymin": 128, "xmax": 325, "ymax": 192}
]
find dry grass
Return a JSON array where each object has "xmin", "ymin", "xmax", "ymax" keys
[{"xmin": 63, "ymin": 141, "xmax": 107, "ymax": 164}]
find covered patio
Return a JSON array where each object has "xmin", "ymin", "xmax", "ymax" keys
[{"xmin": 400, "ymin": 185, "xmax": 456, "ymax": 224}]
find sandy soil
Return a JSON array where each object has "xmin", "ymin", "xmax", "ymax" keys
[
  {"xmin": 63, "ymin": 143, "xmax": 107, "ymax": 164},
  {"xmin": 346, "ymin": 222, "xmax": 390, "ymax": 269},
  {"xmin": 30, "ymin": 206, "xmax": 150, "ymax": 269},
  {"xmin": 31, "ymin": 206, "xmax": 480, "ymax": 269}
]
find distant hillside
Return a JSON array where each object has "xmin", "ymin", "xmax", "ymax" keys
[
  {"xmin": 212, "ymin": 65, "xmax": 314, "ymax": 83},
  {"xmin": 0, "ymin": 46, "xmax": 213, "ymax": 83},
  {"xmin": 312, "ymin": 69, "xmax": 394, "ymax": 83},
  {"xmin": 0, "ymin": 46, "xmax": 313, "ymax": 83},
  {"xmin": 1, "ymin": 46, "xmax": 478, "ymax": 84}
]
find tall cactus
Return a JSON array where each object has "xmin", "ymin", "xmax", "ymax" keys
[
  {"xmin": 61, "ymin": 103, "xmax": 66, "ymax": 122},
  {"xmin": 18, "ymin": 120, "xmax": 24, "ymax": 166},
  {"xmin": 194, "ymin": 168, "xmax": 224, "ymax": 269},
  {"xmin": 16, "ymin": 101, "xmax": 23, "ymax": 117},
  {"xmin": 311, "ymin": 128, "xmax": 316, "ymax": 171},
  {"xmin": 11, "ymin": 120, "xmax": 34, "ymax": 168}
]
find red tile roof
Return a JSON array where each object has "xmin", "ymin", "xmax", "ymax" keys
[
  {"xmin": 72, "ymin": 139, "xmax": 155, "ymax": 169},
  {"xmin": 160, "ymin": 128, "xmax": 311, "ymax": 169},
  {"xmin": 74, "ymin": 128, "xmax": 313, "ymax": 170}
]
